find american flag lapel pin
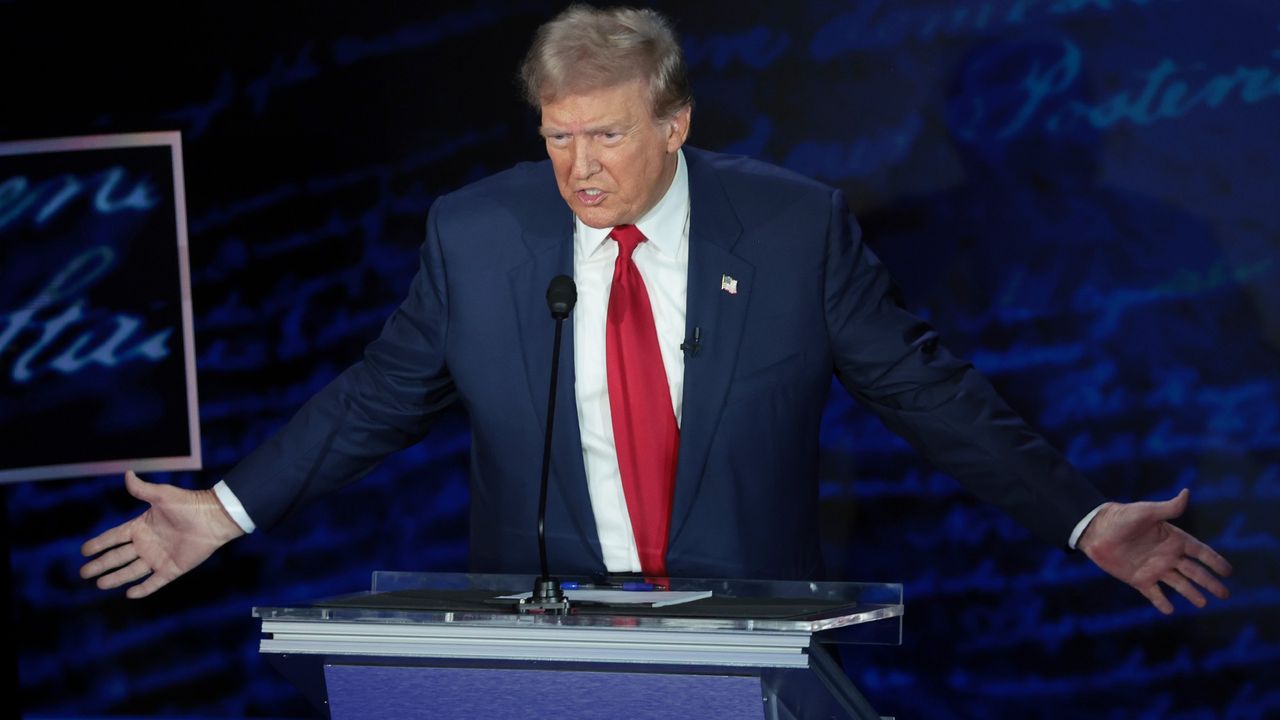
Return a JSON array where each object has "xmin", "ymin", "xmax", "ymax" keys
[{"xmin": 720, "ymin": 273, "xmax": 738, "ymax": 295}]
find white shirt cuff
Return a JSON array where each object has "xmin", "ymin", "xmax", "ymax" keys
[
  {"xmin": 1068, "ymin": 503, "xmax": 1106, "ymax": 549},
  {"xmin": 213, "ymin": 480, "xmax": 257, "ymax": 534}
]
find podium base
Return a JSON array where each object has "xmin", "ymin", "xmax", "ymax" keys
[{"xmin": 267, "ymin": 642, "xmax": 887, "ymax": 720}]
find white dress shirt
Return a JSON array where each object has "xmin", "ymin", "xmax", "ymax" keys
[
  {"xmin": 214, "ymin": 147, "xmax": 1102, "ymax": 558},
  {"xmin": 572, "ymin": 149, "xmax": 690, "ymax": 572}
]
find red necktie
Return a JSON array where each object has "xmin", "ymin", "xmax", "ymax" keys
[{"xmin": 606, "ymin": 224, "xmax": 679, "ymax": 576}]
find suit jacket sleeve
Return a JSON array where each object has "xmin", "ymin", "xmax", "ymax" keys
[
  {"xmin": 822, "ymin": 188, "xmax": 1106, "ymax": 548},
  {"xmin": 221, "ymin": 195, "xmax": 459, "ymax": 530}
]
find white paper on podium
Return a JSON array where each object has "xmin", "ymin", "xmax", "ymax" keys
[{"xmin": 498, "ymin": 589, "xmax": 712, "ymax": 608}]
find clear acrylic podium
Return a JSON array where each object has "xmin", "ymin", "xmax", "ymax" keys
[{"xmin": 254, "ymin": 572, "xmax": 903, "ymax": 719}]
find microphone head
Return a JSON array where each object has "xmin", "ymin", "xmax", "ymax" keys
[{"xmin": 546, "ymin": 274, "xmax": 577, "ymax": 319}]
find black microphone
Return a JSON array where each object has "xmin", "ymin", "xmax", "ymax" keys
[
  {"xmin": 547, "ymin": 274, "xmax": 576, "ymax": 320},
  {"xmin": 521, "ymin": 274, "xmax": 576, "ymax": 614},
  {"xmin": 681, "ymin": 326, "xmax": 702, "ymax": 356}
]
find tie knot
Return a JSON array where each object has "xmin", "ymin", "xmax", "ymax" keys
[{"xmin": 609, "ymin": 224, "xmax": 647, "ymax": 260}]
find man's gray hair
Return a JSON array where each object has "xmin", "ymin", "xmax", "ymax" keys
[{"xmin": 520, "ymin": 4, "xmax": 693, "ymax": 120}]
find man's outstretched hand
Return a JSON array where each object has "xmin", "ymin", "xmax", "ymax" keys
[
  {"xmin": 80, "ymin": 471, "xmax": 245, "ymax": 599},
  {"xmin": 1078, "ymin": 488, "xmax": 1232, "ymax": 614}
]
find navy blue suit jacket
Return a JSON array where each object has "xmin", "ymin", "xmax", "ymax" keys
[{"xmin": 224, "ymin": 147, "xmax": 1105, "ymax": 580}]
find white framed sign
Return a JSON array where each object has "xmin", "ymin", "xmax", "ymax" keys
[{"xmin": 0, "ymin": 131, "xmax": 201, "ymax": 482}]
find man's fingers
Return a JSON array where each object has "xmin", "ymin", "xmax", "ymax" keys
[
  {"xmin": 1178, "ymin": 558, "xmax": 1229, "ymax": 600},
  {"xmin": 96, "ymin": 558, "xmax": 153, "ymax": 590},
  {"xmin": 1187, "ymin": 537, "xmax": 1233, "ymax": 578},
  {"xmin": 81, "ymin": 521, "xmax": 134, "ymax": 558},
  {"xmin": 83, "ymin": 474, "xmax": 160, "ymax": 557},
  {"xmin": 1138, "ymin": 583, "xmax": 1174, "ymax": 615},
  {"xmin": 80, "ymin": 544, "xmax": 139, "ymax": 580},
  {"xmin": 125, "ymin": 573, "xmax": 172, "ymax": 600},
  {"xmin": 1162, "ymin": 571, "xmax": 1207, "ymax": 609}
]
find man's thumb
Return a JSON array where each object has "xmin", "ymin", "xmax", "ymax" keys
[
  {"xmin": 1154, "ymin": 488, "xmax": 1190, "ymax": 520},
  {"xmin": 123, "ymin": 470, "xmax": 158, "ymax": 503}
]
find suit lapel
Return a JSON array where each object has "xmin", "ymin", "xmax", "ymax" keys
[
  {"xmin": 670, "ymin": 150, "xmax": 755, "ymax": 551},
  {"xmin": 508, "ymin": 210, "xmax": 603, "ymax": 569}
]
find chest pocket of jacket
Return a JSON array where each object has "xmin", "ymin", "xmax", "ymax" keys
[{"xmin": 723, "ymin": 350, "xmax": 802, "ymax": 409}]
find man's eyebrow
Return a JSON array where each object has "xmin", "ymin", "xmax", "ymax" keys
[{"xmin": 538, "ymin": 124, "xmax": 627, "ymax": 138}]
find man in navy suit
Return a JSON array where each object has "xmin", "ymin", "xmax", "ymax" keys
[{"xmin": 82, "ymin": 6, "xmax": 1230, "ymax": 613}]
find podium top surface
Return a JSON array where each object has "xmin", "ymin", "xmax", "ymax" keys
[{"xmin": 254, "ymin": 571, "xmax": 903, "ymax": 635}]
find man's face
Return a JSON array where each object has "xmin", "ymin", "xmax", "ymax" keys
[{"xmin": 540, "ymin": 79, "xmax": 691, "ymax": 229}]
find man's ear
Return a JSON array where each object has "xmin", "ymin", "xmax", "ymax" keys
[{"xmin": 666, "ymin": 104, "xmax": 692, "ymax": 152}]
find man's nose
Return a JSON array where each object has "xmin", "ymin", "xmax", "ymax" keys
[{"xmin": 571, "ymin": 140, "xmax": 599, "ymax": 178}]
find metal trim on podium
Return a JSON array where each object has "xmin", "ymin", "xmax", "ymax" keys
[{"xmin": 254, "ymin": 572, "xmax": 903, "ymax": 720}]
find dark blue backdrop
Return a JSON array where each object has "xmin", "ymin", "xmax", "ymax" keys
[{"xmin": 2, "ymin": 1, "xmax": 1277, "ymax": 718}]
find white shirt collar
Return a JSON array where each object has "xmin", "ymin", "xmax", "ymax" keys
[{"xmin": 574, "ymin": 148, "xmax": 689, "ymax": 260}]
